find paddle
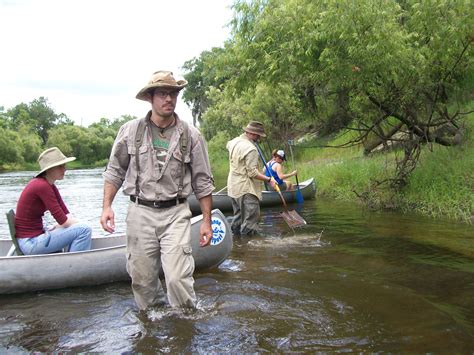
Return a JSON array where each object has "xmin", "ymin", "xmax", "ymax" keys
[
  {"xmin": 215, "ymin": 186, "xmax": 228, "ymax": 194},
  {"xmin": 255, "ymin": 143, "xmax": 306, "ymax": 229},
  {"xmin": 288, "ymin": 139, "xmax": 304, "ymax": 203}
]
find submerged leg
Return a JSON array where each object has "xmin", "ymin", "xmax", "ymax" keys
[
  {"xmin": 240, "ymin": 193, "xmax": 260, "ymax": 236},
  {"xmin": 231, "ymin": 197, "xmax": 242, "ymax": 236}
]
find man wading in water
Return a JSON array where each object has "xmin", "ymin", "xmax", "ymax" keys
[
  {"xmin": 101, "ymin": 70, "xmax": 214, "ymax": 310},
  {"xmin": 226, "ymin": 121, "xmax": 276, "ymax": 236}
]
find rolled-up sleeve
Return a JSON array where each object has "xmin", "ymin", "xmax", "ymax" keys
[
  {"xmin": 103, "ymin": 123, "xmax": 130, "ymax": 189},
  {"xmin": 190, "ymin": 131, "xmax": 214, "ymax": 200}
]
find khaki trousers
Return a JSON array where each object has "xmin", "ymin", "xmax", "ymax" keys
[{"xmin": 125, "ymin": 201, "xmax": 195, "ymax": 310}]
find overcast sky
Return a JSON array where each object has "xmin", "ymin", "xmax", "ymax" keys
[{"xmin": 0, "ymin": 0, "xmax": 233, "ymax": 126}]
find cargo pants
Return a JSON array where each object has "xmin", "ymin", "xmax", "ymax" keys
[{"xmin": 125, "ymin": 201, "xmax": 196, "ymax": 310}]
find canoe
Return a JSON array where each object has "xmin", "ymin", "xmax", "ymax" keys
[
  {"xmin": 0, "ymin": 209, "xmax": 232, "ymax": 295},
  {"xmin": 189, "ymin": 177, "xmax": 316, "ymax": 215}
]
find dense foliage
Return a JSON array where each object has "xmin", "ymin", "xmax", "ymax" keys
[{"xmin": 183, "ymin": 0, "xmax": 473, "ymax": 186}]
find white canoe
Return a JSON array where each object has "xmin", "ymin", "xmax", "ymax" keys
[
  {"xmin": 189, "ymin": 177, "xmax": 317, "ymax": 215},
  {"xmin": 0, "ymin": 209, "xmax": 232, "ymax": 295}
]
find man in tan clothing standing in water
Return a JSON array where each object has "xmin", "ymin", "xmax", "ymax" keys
[
  {"xmin": 100, "ymin": 71, "xmax": 214, "ymax": 311},
  {"xmin": 227, "ymin": 121, "xmax": 275, "ymax": 236}
]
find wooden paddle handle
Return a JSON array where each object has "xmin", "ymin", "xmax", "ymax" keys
[
  {"xmin": 215, "ymin": 186, "xmax": 227, "ymax": 194},
  {"xmin": 273, "ymin": 181, "xmax": 288, "ymax": 209}
]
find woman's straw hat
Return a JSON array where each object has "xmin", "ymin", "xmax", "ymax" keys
[{"xmin": 36, "ymin": 147, "xmax": 76, "ymax": 177}]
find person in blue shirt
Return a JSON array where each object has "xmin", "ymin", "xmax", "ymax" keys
[{"xmin": 263, "ymin": 149, "xmax": 297, "ymax": 191}]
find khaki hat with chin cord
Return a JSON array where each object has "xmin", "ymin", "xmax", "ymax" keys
[
  {"xmin": 136, "ymin": 70, "xmax": 188, "ymax": 101},
  {"xmin": 36, "ymin": 147, "xmax": 76, "ymax": 177}
]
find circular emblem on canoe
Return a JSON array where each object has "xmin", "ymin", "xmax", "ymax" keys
[{"xmin": 211, "ymin": 217, "xmax": 226, "ymax": 246}]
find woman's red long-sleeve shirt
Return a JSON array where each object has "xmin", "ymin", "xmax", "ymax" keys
[{"xmin": 15, "ymin": 177, "xmax": 69, "ymax": 238}]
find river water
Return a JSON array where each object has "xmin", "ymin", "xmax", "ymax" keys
[{"xmin": 0, "ymin": 168, "xmax": 473, "ymax": 352}]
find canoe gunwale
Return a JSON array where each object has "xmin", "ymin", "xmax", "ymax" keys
[{"xmin": 188, "ymin": 178, "xmax": 316, "ymax": 215}]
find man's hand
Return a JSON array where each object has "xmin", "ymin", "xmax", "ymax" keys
[
  {"xmin": 269, "ymin": 177, "xmax": 277, "ymax": 189},
  {"xmin": 198, "ymin": 194, "xmax": 213, "ymax": 247},
  {"xmin": 100, "ymin": 207, "xmax": 115, "ymax": 233},
  {"xmin": 199, "ymin": 219, "xmax": 213, "ymax": 247},
  {"xmin": 101, "ymin": 181, "xmax": 119, "ymax": 233}
]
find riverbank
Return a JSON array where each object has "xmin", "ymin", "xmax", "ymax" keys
[
  {"xmin": 210, "ymin": 115, "xmax": 473, "ymax": 224},
  {"xmin": 0, "ymin": 159, "xmax": 108, "ymax": 174},
  {"xmin": 292, "ymin": 115, "xmax": 474, "ymax": 224},
  {"xmin": 2, "ymin": 118, "xmax": 472, "ymax": 224}
]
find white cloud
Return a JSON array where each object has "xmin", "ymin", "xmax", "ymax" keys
[{"xmin": 0, "ymin": 0, "xmax": 233, "ymax": 126}]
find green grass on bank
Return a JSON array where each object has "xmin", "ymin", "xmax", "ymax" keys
[
  {"xmin": 398, "ymin": 125, "xmax": 474, "ymax": 222},
  {"xmin": 294, "ymin": 116, "xmax": 474, "ymax": 224},
  {"xmin": 0, "ymin": 161, "xmax": 37, "ymax": 172},
  {"xmin": 211, "ymin": 159, "xmax": 229, "ymax": 191},
  {"xmin": 209, "ymin": 114, "xmax": 473, "ymax": 224}
]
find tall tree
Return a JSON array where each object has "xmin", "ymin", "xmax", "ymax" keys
[{"xmin": 182, "ymin": 47, "xmax": 229, "ymax": 126}]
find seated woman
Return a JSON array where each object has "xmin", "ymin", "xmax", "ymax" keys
[
  {"xmin": 15, "ymin": 147, "xmax": 92, "ymax": 255},
  {"xmin": 263, "ymin": 149, "xmax": 297, "ymax": 191}
]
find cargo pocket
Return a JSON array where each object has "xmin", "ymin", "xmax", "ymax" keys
[{"xmin": 181, "ymin": 245, "xmax": 195, "ymax": 277}]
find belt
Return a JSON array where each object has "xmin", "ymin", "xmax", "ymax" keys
[{"xmin": 130, "ymin": 196, "xmax": 186, "ymax": 209}]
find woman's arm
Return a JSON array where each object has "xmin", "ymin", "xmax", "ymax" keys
[
  {"xmin": 37, "ymin": 181, "xmax": 69, "ymax": 226},
  {"xmin": 274, "ymin": 163, "xmax": 285, "ymax": 179},
  {"xmin": 49, "ymin": 213, "xmax": 78, "ymax": 230},
  {"xmin": 61, "ymin": 214, "xmax": 79, "ymax": 228},
  {"xmin": 283, "ymin": 170, "xmax": 297, "ymax": 179},
  {"xmin": 275, "ymin": 163, "xmax": 297, "ymax": 180}
]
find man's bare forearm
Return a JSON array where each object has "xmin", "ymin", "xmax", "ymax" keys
[
  {"xmin": 198, "ymin": 194, "xmax": 212, "ymax": 222},
  {"xmin": 103, "ymin": 180, "xmax": 119, "ymax": 209}
]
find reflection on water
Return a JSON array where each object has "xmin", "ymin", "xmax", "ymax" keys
[{"xmin": 0, "ymin": 169, "xmax": 473, "ymax": 352}]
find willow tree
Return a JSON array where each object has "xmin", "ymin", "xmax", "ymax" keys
[
  {"xmin": 184, "ymin": 0, "xmax": 473, "ymax": 187},
  {"xmin": 314, "ymin": 0, "xmax": 473, "ymax": 186},
  {"xmin": 182, "ymin": 47, "xmax": 230, "ymax": 127},
  {"xmin": 202, "ymin": 81, "xmax": 303, "ymax": 145}
]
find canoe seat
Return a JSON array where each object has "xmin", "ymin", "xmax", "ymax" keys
[{"xmin": 6, "ymin": 209, "xmax": 24, "ymax": 256}]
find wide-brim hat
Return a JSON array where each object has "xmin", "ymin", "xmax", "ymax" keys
[
  {"xmin": 243, "ymin": 121, "xmax": 266, "ymax": 137},
  {"xmin": 136, "ymin": 70, "xmax": 188, "ymax": 101},
  {"xmin": 36, "ymin": 147, "xmax": 76, "ymax": 177}
]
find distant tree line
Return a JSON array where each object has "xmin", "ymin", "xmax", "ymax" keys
[{"xmin": 0, "ymin": 97, "xmax": 135, "ymax": 168}]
